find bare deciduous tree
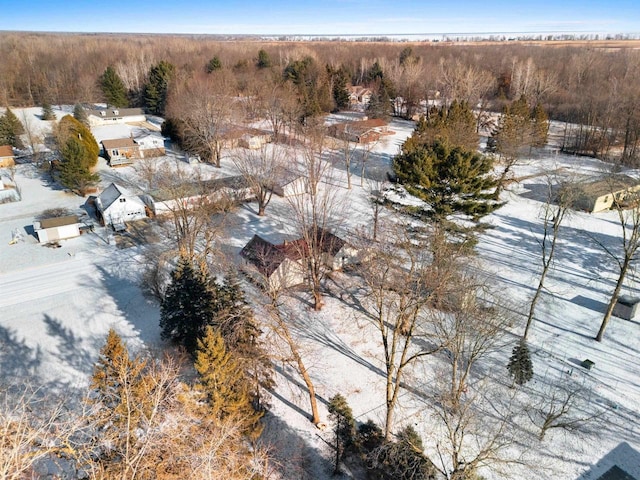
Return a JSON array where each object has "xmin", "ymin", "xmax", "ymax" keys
[
  {"xmin": 232, "ymin": 143, "xmax": 288, "ymax": 216},
  {"xmin": 524, "ymin": 178, "xmax": 575, "ymax": 339},
  {"xmin": 593, "ymin": 188, "xmax": 640, "ymax": 341},
  {"xmin": 286, "ymin": 129, "xmax": 346, "ymax": 310}
]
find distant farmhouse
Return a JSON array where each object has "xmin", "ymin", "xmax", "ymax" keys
[
  {"xmin": 574, "ymin": 175, "xmax": 640, "ymax": 213},
  {"xmin": 0, "ymin": 145, "xmax": 15, "ymax": 168},
  {"xmin": 86, "ymin": 106, "xmax": 146, "ymax": 127},
  {"xmin": 347, "ymin": 85, "xmax": 372, "ymax": 107}
]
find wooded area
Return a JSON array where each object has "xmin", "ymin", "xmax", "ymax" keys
[{"xmin": 1, "ymin": 33, "xmax": 640, "ymax": 164}]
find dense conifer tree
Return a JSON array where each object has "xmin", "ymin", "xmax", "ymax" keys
[
  {"xmin": 205, "ymin": 56, "xmax": 222, "ymax": 73},
  {"xmin": 144, "ymin": 60, "xmax": 174, "ymax": 115},
  {"xmin": 0, "ymin": 108, "xmax": 25, "ymax": 148},
  {"xmin": 194, "ymin": 326, "xmax": 263, "ymax": 437},
  {"xmin": 99, "ymin": 66, "xmax": 129, "ymax": 108},
  {"xmin": 160, "ymin": 256, "xmax": 215, "ymax": 355},
  {"xmin": 328, "ymin": 393, "xmax": 356, "ymax": 474},
  {"xmin": 507, "ymin": 340, "xmax": 534, "ymax": 386},
  {"xmin": 72, "ymin": 103, "xmax": 89, "ymax": 127},
  {"xmin": 393, "ymin": 139, "xmax": 497, "ymax": 220},
  {"xmin": 41, "ymin": 102, "xmax": 55, "ymax": 121}
]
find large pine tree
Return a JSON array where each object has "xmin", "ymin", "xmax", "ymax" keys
[
  {"xmin": 57, "ymin": 136, "xmax": 99, "ymax": 194},
  {"xmin": 0, "ymin": 108, "xmax": 25, "ymax": 148},
  {"xmin": 144, "ymin": 60, "xmax": 174, "ymax": 115},
  {"xmin": 99, "ymin": 66, "xmax": 129, "ymax": 108},
  {"xmin": 393, "ymin": 139, "xmax": 497, "ymax": 220},
  {"xmin": 160, "ymin": 256, "xmax": 216, "ymax": 355},
  {"xmin": 195, "ymin": 326, "xmax": 263, "ymax": 437},
  {"xmin": 507, "ymin": 340, "xmax": 534, "ymax": 386}
]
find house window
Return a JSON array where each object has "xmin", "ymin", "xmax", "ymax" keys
[
  {"xmin": 119, "ymin": 198, "xmax": 126, "ymax": 203},
  {"xmin": 604, "ymin": 196, "xmax": 609, "ymax": 203}
]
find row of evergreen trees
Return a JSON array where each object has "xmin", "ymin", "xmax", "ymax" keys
[
  {"xmin": 159, "ymin": 256, "xmax": 273, "ymax": 434},
  {"xmin": 327, "ymin": 393, "xmax": 438, "ymax": 479},
  {"xmin": 99, "ymin": 61, "xmax": 175, "ymax": 116}
]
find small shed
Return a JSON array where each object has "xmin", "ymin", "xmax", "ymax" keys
[
  {"xmin": 101, "ymin": 138, "xmax": 141, "ymax": 166},
  {"xmin": 612, "ymin": 295, "xmax": 640, "ymax": 321},
  {"xmin": 271, "ymin": 172, "xmax": 308, "ymax": 197},
  {"xmin": 33, "ymin": 215, "xmax": 81, "ymax": 243}
]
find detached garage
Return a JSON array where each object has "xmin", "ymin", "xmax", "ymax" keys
[{"xmin": 33, "ymin": 215, "xmax": 81, "ymax": 243}]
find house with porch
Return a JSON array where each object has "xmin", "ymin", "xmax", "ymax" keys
[{"xmin": 101, "ymin": 138, "xmax": 141, "ymax": 166}]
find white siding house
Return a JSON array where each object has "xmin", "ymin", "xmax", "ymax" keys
[
  {"xmin": 86, "ymin": 107, "xmax": 146, "ymax": 127},
  {"xmin": 135, "ymin": 134, "xmax": 166, "ymax": 157},
  {"xmin": 96, "ymin": 183, "xmax": 147, "ymax": 229},
  {"xmin": 33, "ymin": 215, "xmax": 81, "ymax": 243}
]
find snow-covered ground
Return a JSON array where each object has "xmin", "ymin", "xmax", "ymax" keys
[{"xmin": 1, "ymin": 108, "xmax": 639, "ymax": 479}]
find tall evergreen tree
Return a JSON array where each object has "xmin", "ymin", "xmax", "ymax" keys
[
  {"xmin": 393, "ymin": 139, "xmax": 498, "ymax": 220},
  {"xmin": 195, "ymin": 326, "xmax": 263, "ymax": 437},
  {"xmin": 160, "ymin": 255, "xmax": 215, "ymax": 355},
  {"xmin": 57, "ymin": 136, "xmax": 99, "ymax": 194},
  {"xmin": 0, "ymin": 108, "xmax": 25, "ymax": 148},
  {"xmin": 417, "ymin": 101, "xmax": 478, "ymax": 151},
  {"xmin": 327, "ymin": 393, "xmax": 356, "ymax": 474},
  {"xmin": 99, "ymin": 66, "xmax": 129, "ymax": 108},
  {"xmin": 73, "ymin": 103, "xmax": 89, "ymax": 127},
  {"xmin": 144, "ymin": 60, "xmax": 174, "ymax": 115},
  {"xmin": 215, "ymin": 270, "xmax": 274, "ymax": 410},
  {"xmin": 507, "ymin": 340, "xmax": 534, "ymax": 386},
  {"xmin": 41, "ymin": 102, "xmax": 55, "ymax": 121},
  {"xmin": 532, "ymin": 103, "xmax": 549, "ymax": 147}
]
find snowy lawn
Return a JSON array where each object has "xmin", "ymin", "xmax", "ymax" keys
[{"xmin": 0, "ymin": 110, "xmax": 639, "ymax": 479}]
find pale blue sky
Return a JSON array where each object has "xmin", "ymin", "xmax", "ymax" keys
[{"xmin": 1, "ymin": 0, "xmax": 638, "ymax": 35}]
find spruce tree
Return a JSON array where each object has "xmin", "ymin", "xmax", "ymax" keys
[
  {"xmin": 256, "ymin": 49, "xmax": 272, "ymax": 69},
  {"xmin": 195, "ymin": 326, "xmax": 263, "ymax": 437},
  {"xmin": 57, "ymin": 136, "xmax": 99, "ymax": 194},
  {"xmin": 328, "ymin": 393, "xmax": 356, "ymax": 474},
  {"xmin": 160, "ymin": 255, "xmax": 215, "ymax": 355},
  {"xmin": 99, "ymin": 66, "xmax": 129, "ymax": 108},
  {"xmin": 216, "ymin": 270, "xmax": 274, "ymax": 410},
  {"xmin": 393, "ymin": 139, "xmax": 498, "ymax": 220},
  {"xmin": 206, "ymin": 56, "xmax": 222, "ymax": 73},
  {"xmin": 41, "ymin": 102, "xmax": 55, "ymax": 121},
  {"xmin": 415, "ymin": 101, "xmax": 478, "ymax": 152},
  {"xmin": 0, "ymin": 108, "xmax": 25, "ymax": 148},
  {"xmin": 532, "ymin": 103, "xmax": 549, "ymax": 147},
  {"xmin": 507, "ymin": 340, "xmax": 534, "ymax": 386},
  {"xmin": 73, "ymin": 103, "xmax": 89, "ymax": 127},
  {"xmin": 144, "ymin": 60, "xmax": 174, "ymax": 115}
]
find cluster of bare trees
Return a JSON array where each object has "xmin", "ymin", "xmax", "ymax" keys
[{"xmin": 2, "ymin": 32, "xmax": 640, "ymax": 163}]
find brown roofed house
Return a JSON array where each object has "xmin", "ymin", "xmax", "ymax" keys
[{"xmin": 101, "ymin": 138, "xmax": 141, "ymax": 166}]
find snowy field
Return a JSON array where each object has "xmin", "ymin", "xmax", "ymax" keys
[{"xmin": 1, "ymin": 107, "xmax": 639, "ymax": 479}]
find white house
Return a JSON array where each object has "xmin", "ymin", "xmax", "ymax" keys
[
  {"xmin": 86, "ymin": 107, "xmax": 146, "ymax": 127},
  {"xmin": 33, "ymin": 215, "xmax": 81, "ymax": 243},
  {"xmin": 95, "ymin": 183, "xmax": 147, "ymax": 229},
  {"xmin": 135, "ymin": 133, "xmax": 166, "ymax": 157}
]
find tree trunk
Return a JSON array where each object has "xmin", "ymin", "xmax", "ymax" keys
[
  {"xmin": 596, "ymin": 258, "xmax": 629, "ymax": 341},
  {"xmin": 293, "ymin": 348, "xmax": 321, "ymax": 424}
]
